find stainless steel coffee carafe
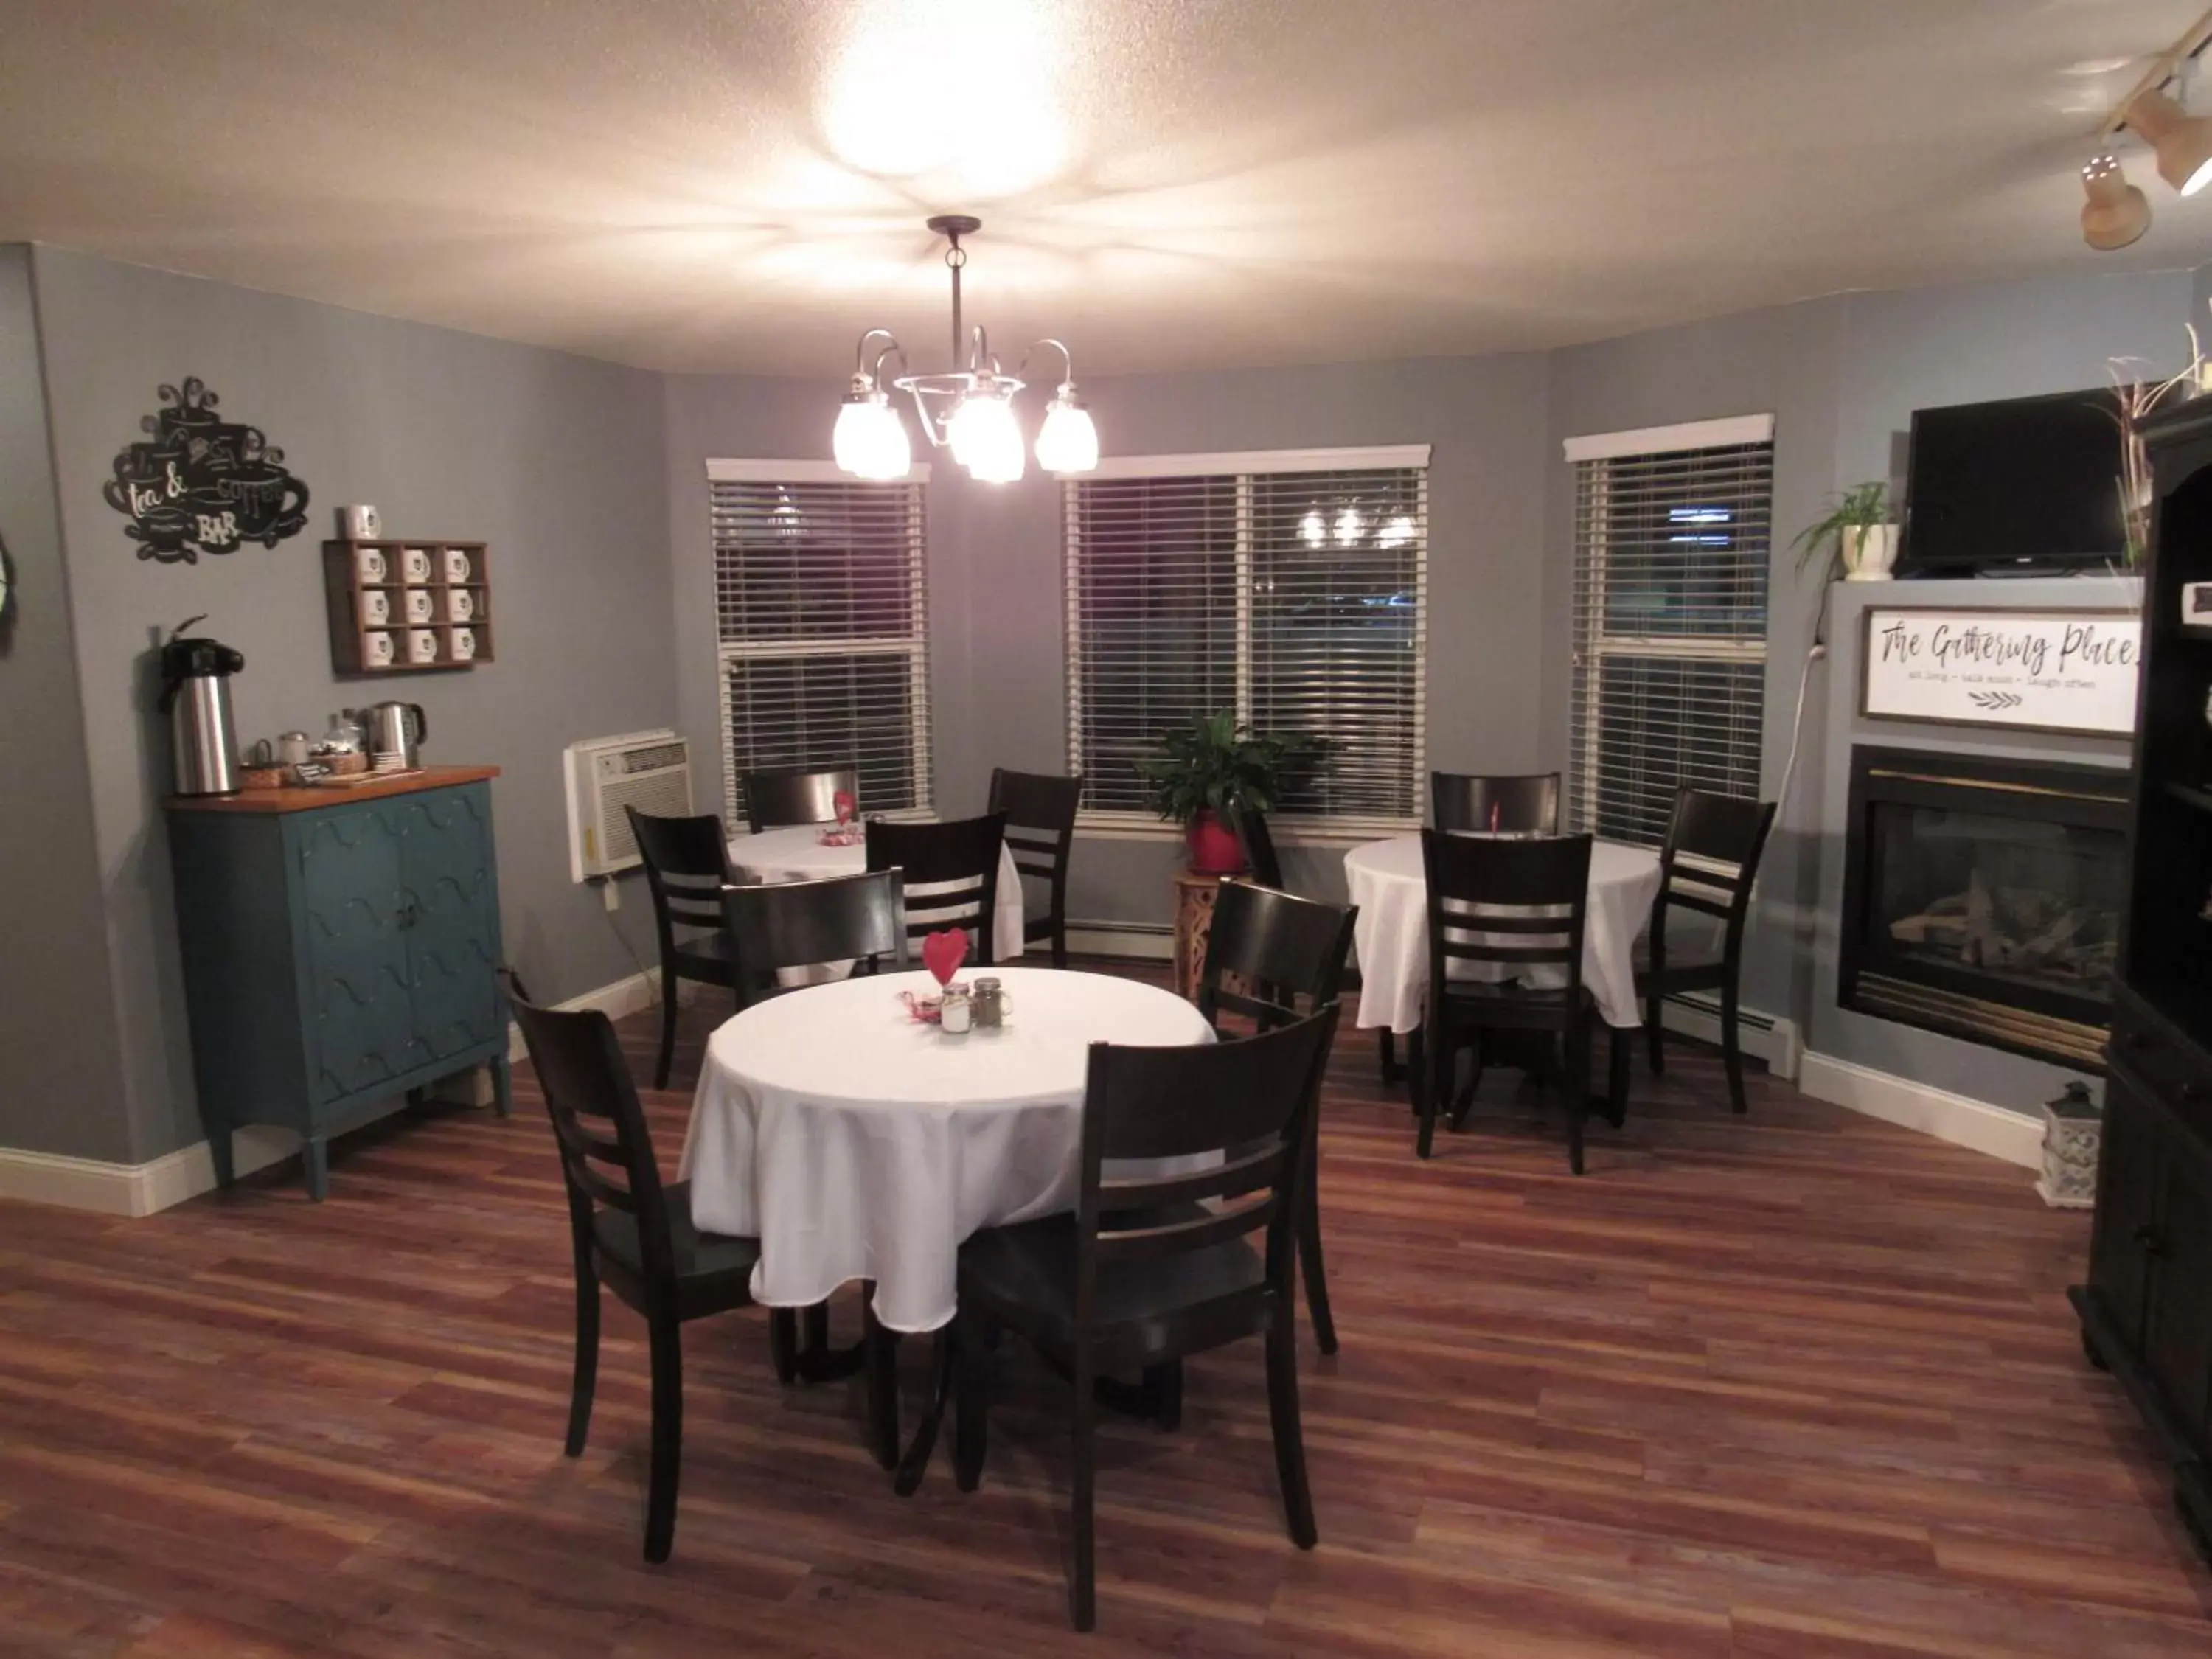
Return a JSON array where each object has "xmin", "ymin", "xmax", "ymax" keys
[
  {"xmin": 156, "ymin": 618, "xmax": 246, "ymax": 796},
  {"xmin": 362, "ymin": 700, "xmax": 428, "ymax": 770}
]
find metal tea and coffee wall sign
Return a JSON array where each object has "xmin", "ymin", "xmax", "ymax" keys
[
  {"xmin": 102, "ymin": 378, "xmax": 310, "ymax": 563},
  {"xmin": 1861, "ymin": 607, "xmax": 2141, "ymax": 737}
]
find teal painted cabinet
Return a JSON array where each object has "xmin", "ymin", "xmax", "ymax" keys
[{"xmin": 167, "ymin": 768, "xmax": 510, "ymax": 1198}]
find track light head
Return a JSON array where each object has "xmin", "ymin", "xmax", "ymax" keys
[
  {"xmin": 2124, "ymin": 88, "xmax": 2212, "ymax": 195},
  {"xmin": 2081, "ymin": 153, "xmax": 2152, "ymax": 249}
]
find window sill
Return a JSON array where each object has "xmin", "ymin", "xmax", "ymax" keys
[{"xmin": 1074, "ymin": 815, "xmax": 1417, "ymax": 851}]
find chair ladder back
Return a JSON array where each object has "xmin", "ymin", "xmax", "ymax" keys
[
  {"xmin": 627, "ymin": 808, "xmax": 733, "ymax": 933},
  {"xmin": 1422, "ymin": 830, "xmax": 1593, "ymax": 980},
  {"xmin": 866, "ymin": 813, "xmax": 1007, "ymax": 961},
  {"xmin": 504, "ymin": 977, "xmax": 677, "ymax": 1280},
  {"xmin": 1196, "ymin": 883, "xmax": 1357, "ymax": 1033},
  {"xmin": 1430, "ymin": 771, "xmax": 1562, "ymax": 835},
  {"xmin": 1655, "ymin": 790, "xmax": 1777, "ymax": 933},
  {"xmin": 721, "ymin": 870, "xmax": 908, "ymax": 1004},
  {"xmin": 741, "ymin": 765, "xmax": 860, "ymax": 834}
]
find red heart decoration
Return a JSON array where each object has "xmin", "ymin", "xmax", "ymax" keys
[
  {"xmin": 922, "ymin": 928, "xmax": 969, "ymax": 989},
  {"xmin": 833, "ymin": 789, "xmax": 855, "ymax": 827}
]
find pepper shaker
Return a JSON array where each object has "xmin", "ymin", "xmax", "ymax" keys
[{"xmin": 973, "ymin": 977, "xmax": 1004, "ymax": 1029}]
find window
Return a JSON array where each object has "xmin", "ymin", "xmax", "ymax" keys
[
  {"xmin": 1565, "ymin": 417, "xmax": 1773, "ymax": 846},
  {"xmin": 1065, "ymin": 447, "xmax": 1430, "ymax": 831},
  {"xmin": 708, "ymin": 459, "xmax": 931, "ymax": 826}
]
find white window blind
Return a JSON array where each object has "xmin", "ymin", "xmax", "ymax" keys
[
  {"xmin": 1065, "ymin": 451, "xmax": 1428, "ymax": 830},
  {"xmin": 1568, "ymin": 433, "xmax": 1771, "ymax": 846},
  {"xmin": 709, "ymin": 470, "xmax": 931, "ymax": 826}
]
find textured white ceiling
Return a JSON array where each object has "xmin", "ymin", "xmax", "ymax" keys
[{"xmin": 1, "ymin": 0, "xmax": 2206, "ymax": 375}]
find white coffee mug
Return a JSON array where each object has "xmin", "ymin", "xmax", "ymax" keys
[
  {"xmin": 365, "ymin": 630, "xmax": 394, "ymax": 666},
  {"xmin": 451, "ymin": 626, "xmax": 476, "ymax": 661},
  {"xmin": 408, "ymin": 628, "xmax": 439, "ymax": 664},
  {"xmin": 360, "ymin": 589, "xmax": 390, "ymax": 625},
  {"xmin": 401, "ymin": 546, "xmax": 432, "ymax": 583},
  {"xmin": 356, "ymin": 546, "xmax": 387, "ymax": 583},
  {"xmin": 405, "ymin": 587, "xmax": 434, "ymax": 623},
  {"xmin": 342, "ymin": 504, "xmax": 381, "ymax": 540},
  {"xmin": 447, "ymin": 588, "xmax": 474, "ymax": 622},
  {"xmin": 443, "ymin": 548, "xmax": 471, "ymax": 583}
]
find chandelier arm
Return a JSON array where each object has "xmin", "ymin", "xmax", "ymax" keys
[
  {"xmin": 902, "ymin": 380, "xmax": 953, "ymax": 448},
  {"xmin": 1018, "ymin": 338, "xmax": 1077, "ymax": 392},
  {"xmin": 869, "ymin": 339, "xmax": 910, "ymax": 385},
  {"xmin": 852, "ymin": 327, "xmax": 901, "ymax": 381}
]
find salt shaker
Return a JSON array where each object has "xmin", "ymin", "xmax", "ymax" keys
[
  {"xmin": 940, "ymin": 987, "xmax": 973, "ymax": 1034},
  {"xmin": 973, "ymin": 977, "xmax": 1004, "ymax": 1029}
]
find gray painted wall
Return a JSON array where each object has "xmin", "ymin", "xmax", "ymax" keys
[
  {"xmin": 29, "ymin": 246, "xmax": 677, "ymax": 1164},
  {"xmin": 0, "ymin": 246, "xmax": 132, "ymax": 1162}
]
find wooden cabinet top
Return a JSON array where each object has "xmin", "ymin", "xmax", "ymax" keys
[{"xmin": 166, "ymin": 765, "xmax": 501, "ymax": 814}]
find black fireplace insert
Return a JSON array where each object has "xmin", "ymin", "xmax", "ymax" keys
[{"xmin": 1838, "ymin": 745, "xmax": 2131, "ymax": 1069}]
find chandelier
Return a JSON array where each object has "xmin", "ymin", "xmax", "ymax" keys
[{"xmin": 833, "ymin": 215, "xmax": 1099, "ymax": 484}]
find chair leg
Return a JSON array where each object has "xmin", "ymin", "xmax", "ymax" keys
[
  {"xmin": 1449, "ymin": 1029, "xmax": 1486, "ymax": 1133},
  {"xmin": 954, "ymin": 1307, "xmax": 989, "ymax": 1493},
  {"xmin": 644, "ymin": 1315, "xmax": 683, "ymax": 1564},
  {"xmin": 768, "ymin": 1307, "xmax": 798, "ymax": 1386},
  {"xmin": 1142, "ymin": 1360, "xmax": 1184, "ymax": 1432},
  {"xmin": 1070, "ymin": 1354, "xmax": 1098, "ymax": 1632},
  {"xmin": 864, "ymin": 1293, "xmax": 900, "ymax": 1472},
  {"xmin": 566, "ymin": 1260, "xmax": 600, "ymax": 1457},
  {"xmin": 1646, "ymin": 990, "xmax": 1665, "ymax": 1075},
  {"xmin": 654, "ymin": 968, "xmax": 680, "ymax": 1091},
  {"xmin": 1379, "ymin": 1029, "xmax": 1401, "ymax": 1085},
  {"xmin": 1404, "ymin": 1024, "xmax": 1425, "ymax": 1115},
  {"xmin": 1300, "ymin": 1156, "xmax": 1339, "ymax": 1356},
  {"xmin": 1604, "ymin": 1028, "xmax": 1631, "ymax": 1130},
  {"xmin": 1265, "ymin": 1304, "xmax": 1319, "ymax": 1549},
  {"xmin": 1415, "ymin": 1018, "xmax": 1444, "ymax": 1160},
  {"xmin": 803, "ymin": 1300, "xmax": 830, "ymax": 1359},
  {"xmin": 1721, "ymin": 980, "xmax": 1748, "ymax": 1115},
  {"xmin": 1564, "ymin": 1020, "xmax": 1590, "ymax": 1178}
]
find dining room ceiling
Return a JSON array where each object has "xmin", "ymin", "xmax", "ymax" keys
[{"xmin": 1, "ymin": 0, "xmax": 2206, "ymax": 377}]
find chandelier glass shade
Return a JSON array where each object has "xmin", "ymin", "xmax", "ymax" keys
[{"xmin": 834, "ymin": 215, "xmax": 1099, "ymax": 484}]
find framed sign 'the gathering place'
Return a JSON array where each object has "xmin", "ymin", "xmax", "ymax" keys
[{"xmin": 1860, "ymin": 606, "xmax": 2142, "ymax": 737}]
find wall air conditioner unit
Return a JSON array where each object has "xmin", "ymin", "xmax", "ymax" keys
[{"xmin": 564, "ymin": 730, "xmax": 693, "ymax": 880}]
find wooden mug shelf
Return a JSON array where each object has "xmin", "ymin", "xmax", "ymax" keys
[{"xmin": 323, "ymin": 539, "xmax": 495, "ymax": 674}]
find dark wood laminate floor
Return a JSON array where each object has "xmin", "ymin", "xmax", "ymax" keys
[{"xmin": 2, "ymin": 964, "xmax": 2208, "ymax": 1656}]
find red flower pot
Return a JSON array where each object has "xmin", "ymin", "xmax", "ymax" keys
[{"xmin": 1185, "ymin": 808, "xmax": 1248, "ymax": 876}]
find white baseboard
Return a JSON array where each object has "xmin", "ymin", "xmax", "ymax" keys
[
  {"xmin": 0, "ymin": 969, "xmax": 664, "ymax": 1220},
  {"xmin": 1659, "ymin": 992, "xmax": 1801, "ymax": 1083},
  {"xmin": 507, "ymin": 969, "xmax": 663, "ymax": 1060},
  {"xmin": 1065, "ymin": 921, "xmax": 1175, "ymax": 961},
  {"xmin": 1798, "ymin": 1051, "xmax": 2044, "ymax": 1169}
]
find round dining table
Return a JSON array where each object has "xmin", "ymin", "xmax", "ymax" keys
[
  {"xmin": 1343, "ymin": 834, "xmax": 1664, "ymax": 1035},
  {"xmin": 727, "ymin": 824, "xmax": 1027, "ymax": 964},
  {"xmin": 681, "ymin": 966, "xmax": 1214, "ymax": 1334}
]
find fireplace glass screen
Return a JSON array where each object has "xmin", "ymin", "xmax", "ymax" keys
[{"xmin": 1865, "ymin": 803, "xmax": 2123, "ymax": 1004}]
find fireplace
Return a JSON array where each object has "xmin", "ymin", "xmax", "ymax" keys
[{"xmin": 1838, "ymin": 745, "xmax": 2130, "ymax": 1069}]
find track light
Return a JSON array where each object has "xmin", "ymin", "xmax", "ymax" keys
[
  {"xmin": 2124, "ymin": 86, "xmax": 2212, "ymax": 195},
  {"xmin": 2081, "ymin": 153, "xmax": 2152, "ymax": 250}
]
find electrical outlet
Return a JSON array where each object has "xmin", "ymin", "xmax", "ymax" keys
[{"xmin": 602, "ymin": 879, "xmax": 620, "ymax": 913}]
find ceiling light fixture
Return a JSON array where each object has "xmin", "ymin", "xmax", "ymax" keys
[
  {"xmin": 2082, "ymin": 8, "xmax": 2212, "ymax": 250},
  {"xmin": 834, "ymin": 215, "xmax": 1099, "ymax": 484},
  {"xmin": 2080, "ymin": 152, "xmax": 2152, "ymax": 249}
]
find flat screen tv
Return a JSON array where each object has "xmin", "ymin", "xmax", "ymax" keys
[{"xmin": 1897, "ymin": 387, "xmax": 2127, "ymax": 576}]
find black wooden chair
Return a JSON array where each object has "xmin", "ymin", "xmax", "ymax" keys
[
  {"xmin": 625, "ymin": 807, "xmax": 737, "ymax": 1089},
  {"xmin": 866, "ymin": 813, "xmax": 1007, "ymax": 967},
  {"xmin": 1197, "ymin": 880, "xmax": 1357, "ymax": 1354},
  {"xmin": 1231, "ymin": 803, "xmax": 1285, "ymax": 890},
  {"xmin": 740, "ymin": 764, "xmax": 860, "ymax": 833},
  {"xmin": 1634, "ymin": 787, "xmax": 1777, "ymax": 1116},
  {"xmin": 988, "ymin": 768, "xmax": 1082, "ymax": 968},
  {"xmin": 952, "ymin": 1007, "xmax": 1338, "ymax": 1630},
  {"xmin": 721, "ymin": 869, "xmax": 908, "ymax": 1010},
  {"xmin": 1429, "ymin": 771, "xmax": 1562, "ymax": 835},
  {"xmin": 504, "ymin": 973, "xmax": 793, "ymax": 1564},
  {"xmin": 1417, "ymin": 830, "xmax": 1602, "ymax": 1172}
]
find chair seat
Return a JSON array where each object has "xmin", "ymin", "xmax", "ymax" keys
[
  {"xmin": 959, "ymin": 1209, "xmax": 1271, "ymax": 1367},
  {"xmin": 591, "ymin": 1180, "xmax": 759, "ymax": 1320},
  {"xmin": 1634, "ymin": 956, "xmax": 1725, "ymax": 996},
  {"xmin": 1436, "ymin": 978, "xmax": 1592, "ymax": 1029},
  {"xmin": 670, "ymin": 930, "xmax": 737, "ymax": 984}
]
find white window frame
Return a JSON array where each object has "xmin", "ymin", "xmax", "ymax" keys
[
  {"xmin": 1065, "ymin": 445, "xmax": 1431, "ymax": 844},
  {"xmin": 706, "ymin": 458, "xmax": 935, "ymax": 824},
  {"xmin": 1563, "ymin": 415, "xmax": 1773, "ymax": 846}
]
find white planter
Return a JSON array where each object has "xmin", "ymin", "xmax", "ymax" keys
[{"xmin": 1841, "ymin": 524, "xmax": 1898, "ymax": 582}]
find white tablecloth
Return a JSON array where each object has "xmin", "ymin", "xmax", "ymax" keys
[
  {"xmin": 727, "ymin": 824, "xmax": 1026, "ymax": 964},
  {"xmin": 1345, "ymin": 835, "xmax": 1663, "ymax": 1033},
  {"xmin": 681, "ymin": 967, "xmax": 1214, "ymax": 1333}
]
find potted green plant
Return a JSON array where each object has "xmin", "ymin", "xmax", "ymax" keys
[
  {"xmin": 1790, "ymin": 481, "xmax": 1895, "ymax": 583},
  {"xmin": 1138, "ymin": 712, "xmax": 1326, "ymax": 874}
]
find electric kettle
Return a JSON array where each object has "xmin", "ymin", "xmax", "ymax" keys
[
  {"xmin": 156, "ymin": 616, "xmax": 246, "ymax": 796},
  {"xmin": 362, "ymin": 700, "xmax": 428, "ymax": 770}
]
